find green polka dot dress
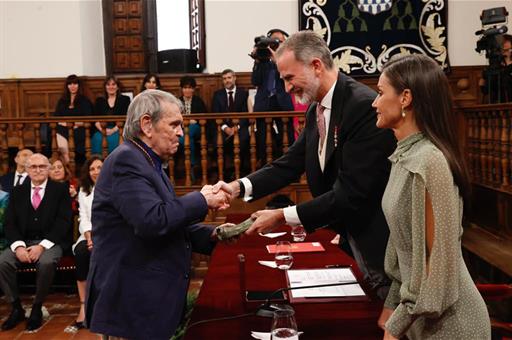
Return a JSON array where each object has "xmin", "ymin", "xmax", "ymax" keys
[{"xmin": 382, "ymin": 132, "xmax": 491, "ymax": 339}]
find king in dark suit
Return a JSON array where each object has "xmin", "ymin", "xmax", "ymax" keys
[
  {"xmin": 85, "ymin": 90, "xmax": 232, "ymax": 339},
  {"xmin": 225, "ymin": 31, "xmax": 396, "ymax": 299},
  {"xmin": 0, "ymin": 153, "xmax": 72, "ymax": 331},
  {"xmin": 211, "ymin": 69, "xmax": 250, "ymax": 175}
]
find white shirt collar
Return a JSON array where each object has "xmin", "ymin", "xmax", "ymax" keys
[
  {"xmin": 31, "ymin": 178, "xmax": 48, "ymax": 190},
  {"xmin": 320, "ymin": 80, "xmax": 336, "ymax": 110},
  {"xmin": 226, "ymin": 86, "xmax": 237, "ymax": 94}
]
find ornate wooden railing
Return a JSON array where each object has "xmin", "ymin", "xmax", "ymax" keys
[
  {"xmin": 0, "ymin": 111, "xmax": 306, "ymax": 187},
  {"xmin": 462, "ymin": 103, "xmax": 512, "ymax": 194}
]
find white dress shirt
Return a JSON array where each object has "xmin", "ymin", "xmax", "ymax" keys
[
  {"xmin": 222, "ymin": 86, "xmax": 237, "ymax": 132},
  {"xmin": 72, "ymin": 187, "xmax": 94, "ymax": 253},
  {"xmin": 241, "ymin": 80, "xmax": 338, "ymax": 226},
  {"xmin": 13, "ymin": 171, "xmax": 28, "ymax": 186}
]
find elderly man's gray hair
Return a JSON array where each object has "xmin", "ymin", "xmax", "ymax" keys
[
  {"xmin": 123, "ymin": 89, "xmax": 183, "ymax": 140},
  {"xmin": 276, "ymin": 30, "xmax": 334, "ymax": 70}
]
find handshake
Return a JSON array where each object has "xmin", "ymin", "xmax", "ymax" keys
[
  {"xmin": 200, "ymin": 181, "xmax": 288, "ymax": 241},
  {"xmin": 199, "ymin": 180, "xmax": 237, "ymax": 211}
]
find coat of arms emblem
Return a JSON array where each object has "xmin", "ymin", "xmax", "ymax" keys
[{"xmin": 357, "ymin": 0, "xmax": 393, "ymax": 15}]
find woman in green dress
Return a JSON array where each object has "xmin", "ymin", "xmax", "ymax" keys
[{"xmin": 372, "ymin": 54, "xmax": 490, "ymax": 339}]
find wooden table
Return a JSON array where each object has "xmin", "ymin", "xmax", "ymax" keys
[{"xmin": 185, "ymin": 214, "xmax": 384, "ymax": 339}]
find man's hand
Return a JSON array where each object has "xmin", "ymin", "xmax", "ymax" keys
[
  {"xmin": 211, "ymin": 223, "xmax": 241, "ymax": 244},
  {"xmin": 223, "ymin": 127, "xmax": 235, "ymax": 137},
  {"xmin": 85, "ymin": 231, "xmax": 93, "ymax": 251},
  {"xmin": 27, "ymin": 245, "xmax": 45, "ymax": 262},
  {"xmin": 201, "ymin": 185, "xmax": 231, "ymax": 210},
  {"xmin": 246, "ymin": 209, "xmax": 285, "ymax": 235},
  {"xmin": 15, "ymin": 246, "xmax": 31, "ymax": 263},
  {"xmin": 213, "ymin": 180, "xmax": 239, "ymax": 202}
]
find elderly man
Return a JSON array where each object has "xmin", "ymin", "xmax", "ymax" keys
[
  {"xmin": 0, "ymin": 153, "xmax": 72, "ymax": 331},
  {"xmin": 223, "ymin": 31, "xmax": 396, "ymax": 300},
  {"xmin": 0, "ymin": 148, "xmax": 33, "ymax": 194},
  {"xmin": 86, "ymin": 90, "xmax": 231, "ymax": 339}
]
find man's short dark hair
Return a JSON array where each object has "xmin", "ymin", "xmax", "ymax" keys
[
  {"xmin": 222, "ymin": 69, "xmax": 235, "ymax": 76},
  {"xmin": 267, "ymin": 28, "xmax": 289, "ymax": 38},
  {"xmin": 180, "ymin": 76, "xmax": 197, "ymax": 88}
]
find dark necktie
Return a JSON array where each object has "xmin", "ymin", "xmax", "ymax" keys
[
  {"xmin": 228, "ymin": 91, "xmax": 234, "ymax": 112},
  {"xmin": 15, "ymin": 174, "xmax": 23, "ymax": 186}
]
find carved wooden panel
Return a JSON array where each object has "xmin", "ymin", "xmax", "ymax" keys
[
  {"xmin": 128, "ymin": 19, "xmax": 141, "ymax": 33},
  {"xmin": 113, "ymin": 1, "xmax": 128, "ymax": 17},
  {"xmin": 111, "ymin": 0, "xmax": 145, "ymax": 72},
  {"xmin": 114, "ymin": 19, "xmax": 127, "ymax": 34}
]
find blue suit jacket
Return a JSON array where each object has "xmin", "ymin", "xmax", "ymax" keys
[{"xmin": 86, "ymin": 140, "xmax": 215, "ymax": 339}]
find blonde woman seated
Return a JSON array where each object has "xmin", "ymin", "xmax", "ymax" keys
[{"xmin": 65, "ymin": 156, "xmax": 103, "ymax": 333}]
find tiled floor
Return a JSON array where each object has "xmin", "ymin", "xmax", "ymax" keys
[{"xmin": 0, "ymin": 279, "xmax": 203, "ymax": 339}]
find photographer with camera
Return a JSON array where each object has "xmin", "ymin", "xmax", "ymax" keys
[
  {"xmin": 475, "ymin": 7, "xmax": 511, "ymax": 103},
  {"xmin": 251, "ymin": 29, "xmax": 294, "ymax": 165}
]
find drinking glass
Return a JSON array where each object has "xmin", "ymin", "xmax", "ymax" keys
[
  {"xmin": 275, "ymin": 241, "xmax": 293, "ymax": 270},
  {"xmin": 271, "ymin": 305, "xmax": 298, "ymax": 340},
  {"xmin": 290, "ymin": 225, "xmax": 306, "ymax": 242}
]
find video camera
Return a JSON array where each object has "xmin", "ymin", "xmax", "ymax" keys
[
  {"xmin": 475, "ymin": 7, "xmax": 509, "ymax": 67},
  {"xmin": 250, "ymin": 36, "xmax": 281, "ymax": 62},
  {"xmin": 475, "ymin": 7, "xmax": 511, "ymax": 103}
]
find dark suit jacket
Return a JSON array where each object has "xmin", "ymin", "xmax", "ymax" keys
[
  {"xmin": 86, "ymin": 140, "xmax": 216, "ymax": 340},
  {"xmin": 252, "ymin": 60, "xmax": 293, "ymax": 112},
  {"xmin": 0, "ymin": 172, "xmax": 15, "ymax": 194},
  {"xmin": 93, "ymin": 94, "xmax": 131, "ymax": 130},
  {"xmin": 247, "ymin": 73, "xmax": 396, "ymax": 275},
  {"xmin": 4, "ymin": 179, "xmax": 72, "ymax": 249},
  {"xmin": 211, "ymin": 87, "xmax": 249, "ymax": 128}
]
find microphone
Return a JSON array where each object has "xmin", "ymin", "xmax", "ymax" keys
[{"xmin": 256, "ymin": 280, "xmax": 359, "ymax": 317}]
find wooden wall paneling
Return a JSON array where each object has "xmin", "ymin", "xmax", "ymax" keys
[
  {"xmin": 128, "ymin": 18, "xmax": 141, "ymax": 33},
  {"xmin": 0, "ymin": 65, "xmax": 491, "ymax": 120},
  {"xmin": 0, "ymin": 81, "xmax": 18, "ymax": 118}
]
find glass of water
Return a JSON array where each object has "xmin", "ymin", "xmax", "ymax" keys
[
  {"xmin": 291, "ymin": 225, "xmax": 306, "ymax": 242},
  {"xmin": 275, "ymin": 241, "xmax": 293, "ymax": 270},
  {"xmin": 271, "ymin": 305, "xmax": 298, "ymax": 340}
]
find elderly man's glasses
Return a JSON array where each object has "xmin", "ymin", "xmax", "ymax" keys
[{"xmin": 27, "ymin": 164, "xmax": 50, "ymax": 171}]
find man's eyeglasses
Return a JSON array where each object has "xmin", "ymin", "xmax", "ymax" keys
[{"xmin": 27, "ymin": 164, "xmax": 50, "ymax": 171}]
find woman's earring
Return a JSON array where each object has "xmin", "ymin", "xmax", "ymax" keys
[{"xmin": 401, "ymin": 109, "xmax": 406, "ymax": 118}]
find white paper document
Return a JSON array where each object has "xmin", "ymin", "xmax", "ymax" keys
[{"xmin": 286, "ymin": 268, "xmax": 366, "ymax": 298}]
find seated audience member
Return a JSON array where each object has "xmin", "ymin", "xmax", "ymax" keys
[
  {"xmin": 53, "ymin": 75, "xmax": 92, "ymax": 168},
  {"xmin": 0, "ymin": 190, "xmax": 9, "ymax": 251},
  {"xmin": 64, "ymin": 156, "xmax": 103, "ymax": 333},
  {"xmin": 0, "ymin": 148, "xmax": 33, "ymax": 194},
  {"xmin": 373, "ymin": 54, "xmax": 490, "ymax": 339},
  {"xmin": 212, "ymin": 69, "xmax": 250, "ymax": 176},
  {"xmin": 92, "ymin": 76, "xmax": 130, "ymax": 155},
  {"xmin": 179, "ymin": 75, "xmax": 207, "ymax": 167},
  {"xmin": 0, "ymin": 153, "xmax": 72, "ymax": 331},
  {"xmin": 140, "ymin": 73, "xmax": 161, "ymax": 93},
  {"xmin": 49, "ymin": 155, "xmax": 78, "ymax": 215}
]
